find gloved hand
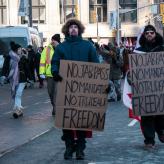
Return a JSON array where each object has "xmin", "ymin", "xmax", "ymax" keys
[
  {"xmin": 40, "ymin": 74, "xmax": 46, "ymax": 79},
  {"xmin": 105, "ymin": 85, "xmax": 111, "ymax": 94},
  {"xmin": 53, "ymin": 74, "xmax": 63, "ymax": 82}
]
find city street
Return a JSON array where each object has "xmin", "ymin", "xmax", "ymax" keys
[{"xmin": 0, "ymin": 82, "xmax": 164, "ymax": 164}]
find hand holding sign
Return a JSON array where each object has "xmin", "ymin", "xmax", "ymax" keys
[
  {"xmin": 55, "ymin": 60, "xmax": 110, "ymax": 131},
  {"xmin": 53, "ymin": 73, "xmax": 63, "ymax": 82}
]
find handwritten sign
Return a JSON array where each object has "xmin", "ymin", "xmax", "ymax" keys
[
  {"xmin": 55, "ymin": 60, "xmax": 110, "ymax": 131},
  {"xmin": 129, "ymin": 52, "xmax": 164, "ymax": 116}
]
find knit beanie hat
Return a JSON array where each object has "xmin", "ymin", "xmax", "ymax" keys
[
  {"xmin": 144, "ymin": 25, "xmax": 156, "ymax": 33},
  {"xmin": 51, "ymin": 34, "xmax": 61, "ymax": 43},
  {"xmin": 10, "ymin": 41, "xmax": 21, "ymax": 52}
]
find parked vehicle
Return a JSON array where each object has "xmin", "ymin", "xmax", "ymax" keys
[
  {"xmin": 0, "ymin": 25, "xmax": 42, "ymax": 53},
  {"xmin": 0, "ymin": 25, "xmax": 42, "ymax": 74}
]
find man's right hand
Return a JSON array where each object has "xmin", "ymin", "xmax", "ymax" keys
[{"xmin": 53, "ymin": 74, "xmax": 63, "ymax": 82}]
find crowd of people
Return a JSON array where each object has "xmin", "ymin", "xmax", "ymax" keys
[{"xmin": 0, "ymin": 18, "xmax": 164, "ymax": 160}]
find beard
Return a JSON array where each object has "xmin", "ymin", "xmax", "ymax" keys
[{"xmin": 70, "ymin": 30, "xmax": 78, "ymax": 36}]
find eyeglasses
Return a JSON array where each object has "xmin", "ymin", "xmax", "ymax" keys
[{"xmin": 145, "ymin": 31, "xmax": 155, "ymax": 35}]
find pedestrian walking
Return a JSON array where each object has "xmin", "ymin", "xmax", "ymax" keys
[
  {"xmin": 99, "ymin": 44, "xmax": 123, "ymax": 101},
  {"xmin": 35, "ymin": 47, "xmax": 44, "ymax": 88},
  {"xmin": 51, "ymin": 18, "xmax": 99, "ymax": 160},
  {"xmin": 39, "ymin": 34, "xmax": 61, "ymax": 116},
  {"xmin": 135, "ymin": 25, "xmax": 164, "ymax": 148},
  {"xmin": 8, "ymin": 42, "xmax": 30, "ymax": 118},
  {"xmin": 27, "ymin": 45, "xmax": 36, "ymax": 85}
]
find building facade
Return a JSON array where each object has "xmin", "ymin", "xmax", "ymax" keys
[{"xmin": 0, "ymin": 0, "xmax": 161, "ymax": 45}]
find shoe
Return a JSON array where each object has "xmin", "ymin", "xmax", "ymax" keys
[
  {"xmin": 76, "ymin": 149, "xmax": 85, "ymax": 160},
  {"xmin": 39, "ymin": 84, "xmax": 44, "ymax": 88},
  {"xmin": 13, "ymin": 109, "xmax": 23, "ymax": 119},
  {"xmin": 64, "ymin": 147, "xmax": 74, "ymax": 160},
  {"xmin": 144, "ymin": 144, "xmax": 155, "ymax": 150},
  {"xmin": 158, "ymin": 134, "xmax": 164, "ymax": 143}
]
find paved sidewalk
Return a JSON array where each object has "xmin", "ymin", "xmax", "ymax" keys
[{"xmin": 0, "ymin": 102, "xmax": 164, "ymax": 164}]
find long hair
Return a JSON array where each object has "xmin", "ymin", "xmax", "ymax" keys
[{"xmin": 62, "ymin": 18, "xmax": 85, "ymax": 37}]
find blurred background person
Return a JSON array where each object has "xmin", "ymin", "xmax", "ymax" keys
[
  {"xmin": 99, "ymin": 43, "xmax": 123, "ymax": 101},
  {"xmin": 39, "ymin": 34, "xmax": 61, "ymax": 116},
  {"xmin": 8, "ymin": 42, "xmax": 30, "ymax": 118},
  {"xmin": 27, "ymin": 45, "xmax": 36, "ymax": 87},
  {"xmin": 35, "ymin": 47, "xmax": 44, "ymax": 88}
]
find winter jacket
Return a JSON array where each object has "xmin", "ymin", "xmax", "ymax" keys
[
  {"xmin": 100, "ymin": 48, "xmax": 123, "ymax": 80},
  {"xmin": 51, "ymin": 36, "xmax": 99, "ymax": 74},
  {"xmin": 19, "ymin": 55, "xmax": 30, "ymax": 83}
]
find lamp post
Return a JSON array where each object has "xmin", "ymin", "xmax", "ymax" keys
[
  {"xmin": 116, "ymin": 0, "xmax": 120, "ymax": 47},
  {"xmin": 61, "ymin": 0, "xmax": 65, "ymax": 23},
  {"xmin": 28, "ymin": 0, "xmax": 32, "ymax": 27},
  {"xmin": 72, "ymin": 0, "xmax": 74, "ymax": 17},
  {"xmin": 97, "ymin": 13, "xmax": 99, "ymax": 42}
]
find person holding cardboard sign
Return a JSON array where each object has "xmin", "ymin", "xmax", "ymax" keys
[
  {"xmin": 134, "ymin": 25, "xmax": 164, "ymax": 149},
  {"xmin": 51, "ymin": 18, "xmax": 99, "ymax": 160}
]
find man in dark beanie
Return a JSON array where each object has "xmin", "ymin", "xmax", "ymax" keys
[
  {"xmin": 51, "ymin": 34, "xmax": 61, "ymax": 43},
  {"xmin": 51, "ymin": 18, "xmax": 99, "ymax": 160},
  {"xmin": 134, "ymin": 25, "xmax": 164, "ymax": 149},
  {"xmin": 135, "ymin": 24, "xmax": 163, "ymax": 52},
  {"xmin": 39, "ymin": 33, "xmax": 61, "ymax": 116}
]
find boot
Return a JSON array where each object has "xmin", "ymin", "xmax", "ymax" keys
[
  {"xmin": 13, "ymin": 107, "xmax": 23, "ymax": 119},
  {"xmin": 76, "ymin": 138, "xmax": 86, "ymax": 160},
  {"xmin": 64, "ymin": 139, "xmax": 75, "ymax": 160}
]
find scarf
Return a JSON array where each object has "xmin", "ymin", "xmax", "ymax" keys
[{"xmin": 8, "ymin": 50, "xmax": 20, "ymax": 98}]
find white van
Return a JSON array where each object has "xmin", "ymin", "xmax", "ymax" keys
[
  {"xmin": 0, "ymin": 26, "xmax": 42, "ymax": 71},
  {"xmin": 0, "ymin": 26, "xmax": 42, "ymax": 54}
]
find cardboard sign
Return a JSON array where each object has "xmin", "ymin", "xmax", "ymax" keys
[
  {"xmin": 55, "ymin": 60, "xmax": 110, "ymax": 131},
  {"xmin": 129, "ymin": 52, "xmax": 164, "ymax": 116}
]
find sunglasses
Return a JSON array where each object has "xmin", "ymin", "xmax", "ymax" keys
[{"xmin": 145, "ymin": 31, "xmax": 155, "ymax": 35}]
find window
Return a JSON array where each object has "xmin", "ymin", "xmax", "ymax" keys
[
  {"xmin": 119, "ymin": 0, "xmax": 137, "ymax": 23},
  {"xmin": 32, "ymin": 0, "xmax": 46, "ymax": 24},
  {"xmin": 60, "ymin": 0, "xmax": 78, "ymax": 24},
  {"xmin": 89, "ymin": 0, "xmax": 107, "ymax": 23},
  {"xmin": 0, "ymin": 0, "xmax": 7, "ymax": 24}
]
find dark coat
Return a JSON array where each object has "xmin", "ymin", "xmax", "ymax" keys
[
  {"xmin": 19, "ymin": 55, "xmax": 30, "ymax": 83},
  {"xmin": 51, "ymin": 36, "xmax": 99, "ymax": 74},
  {"xmin": 100, "ymin": 48, "xmax": 123, "ymax": 80}
]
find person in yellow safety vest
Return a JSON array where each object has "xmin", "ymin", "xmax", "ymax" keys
[{"xmin": 39, "ymin": 34, "xmax": 61, "ymax": 116}]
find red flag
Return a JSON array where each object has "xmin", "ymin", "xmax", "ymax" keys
[{"xmin": 123, "ymin": 73, "xmax": 141, "ymax": 123}]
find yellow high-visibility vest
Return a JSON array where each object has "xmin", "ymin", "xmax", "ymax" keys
[{"xmin": 39, "ymin": 44, "xmax": 54, "ymax": 77}]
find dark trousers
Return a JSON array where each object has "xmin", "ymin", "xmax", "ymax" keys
[
  {"xmin": 62, "ymin": 130, "xmax": 86, "ymax": 140},
  {"xmin": 47, "ymin": 77, "xmax": 57, "ymax": 112},
  {"xmin": 141, "ymin": 115, "xmax": 164, "ymax": 145},
  {"xmin": 62, "ymin": 130, "xmax": 86, "ymax": 150},
  {"xmin": 36, "ymin": 67, "xmax": 43, "ymax": 86}
]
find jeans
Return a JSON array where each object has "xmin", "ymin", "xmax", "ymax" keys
[{"xmin": 14, "ymin": 82, "xmax": 25, "ymax": 109}]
